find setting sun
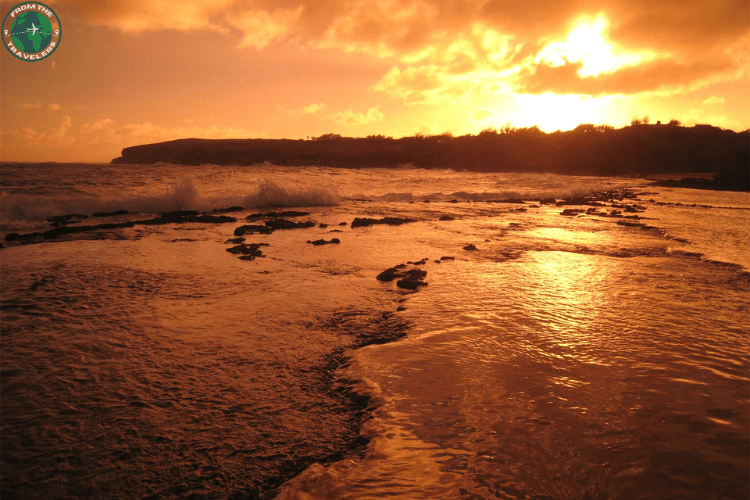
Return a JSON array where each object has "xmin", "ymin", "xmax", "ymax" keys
[{"xmin": 536, "ymin": 14, "xmax": 649, "ymax": 77}]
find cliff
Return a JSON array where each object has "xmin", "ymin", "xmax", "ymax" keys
[{"xmin": 112, "ymin": 124, "xmax": 749, "ymax": 191}]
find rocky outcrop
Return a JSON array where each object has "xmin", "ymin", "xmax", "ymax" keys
[
  {"xmin": 350, "ymin": 217, "xmax": 416, "ymax": 228},
  {"xmin": 308, "ymin": 238, "xmax": 341, "ymax": 245}
]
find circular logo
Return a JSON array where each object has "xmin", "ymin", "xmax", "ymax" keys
[{"xmin": 3, "ymin": 2, "xmax": 61, "ymax": 61}]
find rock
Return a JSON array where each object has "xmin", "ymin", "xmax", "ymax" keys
[
  {"xmin": 439, "ymin": 215, "xmax": 455, "ymax": 221},
  {"xmin": 212, "ymin": 206, "xmax": 244, "ymax": 214},
  {"xmin": 319, "ymin": 223, "xmax": 328, "ymax": 228},
  {"xmin": 225, "ymin": 237, "xmax": 246, "ymax": 244},
  {"xmin": 539, "ymin": 198, "xmax": 557, "ymax": 205},
  {"xmin": 308, "ymin": 238, "xmax": 341, "ymax": 246},
  {"xmin": 396, "ymin": 306, "xmax": 406, "ymax": 311},
  {"xmin": 234, "ymin": 224, "xmax": 274, "ymax": 236},
  {"xmin": 42, "ymin": 221, "xmax": 137, "ymax": 239},
  {"xmin": 350, "ymin": 217, "xmax": 416, "ymax": 228},
  {"xmin": 440, "ymin": 256, "xmax": 455, "ymax": 260},
  {"xmin": 92, "ymin": 209, "xmax": 128, "ymax": 218},
  {"xmin": 246, "ymin": 210, "xmax": 310, "ymax": 220},
  {"xmin": 413, "ymin": 258, "xmax": 427, "ymax": 265},
  {"xmin": 264, "ymin": 219, "xmax": 316, "ymax": 230},
  {"xmin": 46, "ymin": 214, "xmax": 89, "ymax": 226},
  {"xmin": 397, "ymin": 277, "xmax": 428, "ymax": 290},
  {"xmin": 376, "ymin": 268, "xmax": 398, "ymax": 281},
  {"xmin": 226, "ymin": 242, "xmax": 268, "ymax": 260},
  {"xmin": 560, "ymin": 209, "xmax": 582, "ymax": 216},
  {"xmin": 160, "ymin": 210, "xmax": 199, "ymax": 219},
  {"xmin": 463, "ymin": 244, "xmax": 478, "ymax": 251},
  {"xmin": 137, "ymin": 214, "xmax": 236, "ymax": 225},
  {"xmin": 339, "ymin": 222, "xmax": 348, "ymax": 226},
  {"xmin": 5, "ymin": 232, "xmax": 43, "ymax": 242}
]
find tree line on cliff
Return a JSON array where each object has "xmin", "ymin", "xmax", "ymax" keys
[{"xmin": 112, "ymin": 123, "xmax": 749, "ymax": 191}]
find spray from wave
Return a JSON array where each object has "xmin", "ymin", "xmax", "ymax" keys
[{"xmin": 0, "ymin": 178, "xmax": 339, "ymax": 223}]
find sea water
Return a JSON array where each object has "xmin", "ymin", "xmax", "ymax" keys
[{"xmin": 1, "ymin": 163, "xmax": 748, "ymax": 499}]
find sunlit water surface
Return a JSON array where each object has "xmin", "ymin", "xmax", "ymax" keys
[{"xmin": 1, "ymin": 163, "xmax": 748, "ymax": 499}]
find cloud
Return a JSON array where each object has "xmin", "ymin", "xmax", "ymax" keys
[
  {"xmin": 48, "ymin": 103, "xmax": 62, "ymax": 111},
  {"xmin": 4, "ymin": 117, "xmax": 267, "ymax": 161},
  {"xmin": 702, "ymin": 96, "xmax": 725, "ymax": 105},
  {"xmin": 64, "ymin": 0, "xmax": 749, "ymax": 100},
  {"xmin": 330, "ymin": 107, "xmax": 384, "ymax": 126},
  {"xmin": 283, "ymin": 102, "xmax": 327, "ymax": 114},
  {"xmin": 21, "ymin": 103, "xmax": 42, "ymax": 109}
]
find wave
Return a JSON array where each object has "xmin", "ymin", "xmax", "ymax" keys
[{"xmin": 0, "ymin": 178, "xmax": 339, "ymax": 222}]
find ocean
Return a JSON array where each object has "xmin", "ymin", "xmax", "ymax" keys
[{"xmin": 1, "ymin": 163, "xmax": 748, "ymax": 499}]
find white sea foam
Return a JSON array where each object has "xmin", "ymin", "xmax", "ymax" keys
[{"xmin": 0, "ymin": 178, "xmax": 339, "ymax": 222}]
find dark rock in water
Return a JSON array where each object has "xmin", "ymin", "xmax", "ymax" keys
[
  {"xmin": 339, "ymin": 222, "xmax": 348, "ymax": 226},
  {"xmin": 376, "ymin": 268, "xmax": 398, "ymax": 281},
  {"xmin": 440, "ymin": 256, "xmax": 455, "ymax": 261},
  {"xmin": 92, "ymin": 209, "xmax": 129, "ymax": 218},
  {"xmin": 394, "ymin": 263, "xmax": 407, "ymax": 269},
  {"xmin": 42, "ymin": 221, "xmax": 137, "ymax": 239},
  {"xmin": 413, "ymin": 258, "xmax": 427, "ymax": 265},
  {"xmin": 225, "ymin": 237, "xmax": 246, "ymax": 244},
  {"xmin": 265, "ymin": 219, "xmax": 316, "ymax": 230},
  {"xmin": 434, "ymin": 259, "xmax": 441, "ymax": 263},
  {"xmin": 234, "ymin": 224, "xmax": 274, "ymax": 236},
  {"xmin": 246, "ymin": 210, "xmax": 310, "ymax": 220},
  {"xmin": 515, "ymin": 207, "xmax": 527, "ymax": 212},
  {"xmin": 160, "ymin": 210, "xmax": 199, "ymax": 219},
  {"xmin": 47, "ymin": 214, "xmax": 89, "ymax": 226},
  {"xmin": 350, "ymin": 217, "xmax": 416, "ymax": 228},
  {"xmin": 449, "ymin": 199, "xmax": 459, "ymax": 203},
  {"xmin": 138, "ymin": 214, "xmax": 236, "ymax": 225},
  {"xmin": 397, "ymin": 273, "xmax": 428, "ymax": 290},
  {"xmin": 212, "ymin": 206, "xmax": 244, "ymax": 214},
  {"xmin": 5, "ymin": 232, "xmax": 44, "ymax": 242},
  {"xmin": 308, "ymin": 238, "xmax": 341, "ymax": 246},
  {"xmin": 171, "ymin": 238, "xmax": 196, "ymax": 242},
  {"xmin": 539, "ymin": 198, "xmax": 557, "ymax": 205},
  {"xmin": 463, "ymin": 244, "xmax": 478, "ymax": 251},
  {"xmin": 226, "ymin": 242, "xmax": 268, "ymax": 260},
  {"xmin": 319, "ymin": 223, "xmax": 328, "ymax": 228},
  {"xmin": 439, "ymin": 215, "xmax": 455, "ymax": 221},
  {"xmin": 329, "ymin": 229, "xmax": 343, "ymax": 233},
  {"xmin": 560, "ymin": 209, "xmax": 582, "ymax": 216},
  {"xmin": 396, "ymin": 306, "xmax": 407, "ymax": 311}
]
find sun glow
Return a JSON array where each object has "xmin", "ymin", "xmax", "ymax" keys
[
  {"xmin": 537, "ymin": 14, "xmax": 646, "ymax": 77},
  {"xmin": 512, "ymin": 93, "xmax": 610, "ymax": 132}
]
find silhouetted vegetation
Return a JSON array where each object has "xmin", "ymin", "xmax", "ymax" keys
[{"xmin": 112, "ymin": 124, "xmax": 749, "ymax": 191}]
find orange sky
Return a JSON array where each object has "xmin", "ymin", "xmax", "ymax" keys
[{"xmin": 1, "ymin": 0, "xmax": 748, "ymax": 162}]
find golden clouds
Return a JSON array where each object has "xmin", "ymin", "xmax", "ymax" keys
[
  {"xmin": 65, "ymin": 0, "xmax": 748, "ymax": 101},
  {"xmin": 331, "ymin": 107, "xmax": 384, "ymax": 126}
]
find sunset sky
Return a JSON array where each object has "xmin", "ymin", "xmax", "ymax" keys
[{"xmin": 1, "ymin": 0, "xmax": 748, "ymax": 162}]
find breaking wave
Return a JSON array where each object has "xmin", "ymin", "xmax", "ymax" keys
[{"xmin": 0, "ymin": 178, "xmax": 339, "ymax": 223}]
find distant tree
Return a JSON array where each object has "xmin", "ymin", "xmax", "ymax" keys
[
  {"xmin": 500, "ymin": 123, "xmax": 517, "ymax": 136},
  {"xmin": 668, "ymin": 119, "xmax": 681, "ymax": 126},
  {"xmin": 595, "ymin": 124, "xmax": 614, "ymax": 132},
  {"xmin": 478, "ymin": 127, "xmax": 498, "ymax": 136},
  {"xmin": 641, "ymin": 115, "xmax": 650, "ymax": 124},
  {"xmin": 574, "ymin": 123, "xmax": 597, "ymax": 133},
  {"xmin": 630, "ymin": 117, "xmax": 642, "ymax": 126},
  {"xmin": 315, "ymin": 133, "xmax": 343, "ymax": 141}
]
